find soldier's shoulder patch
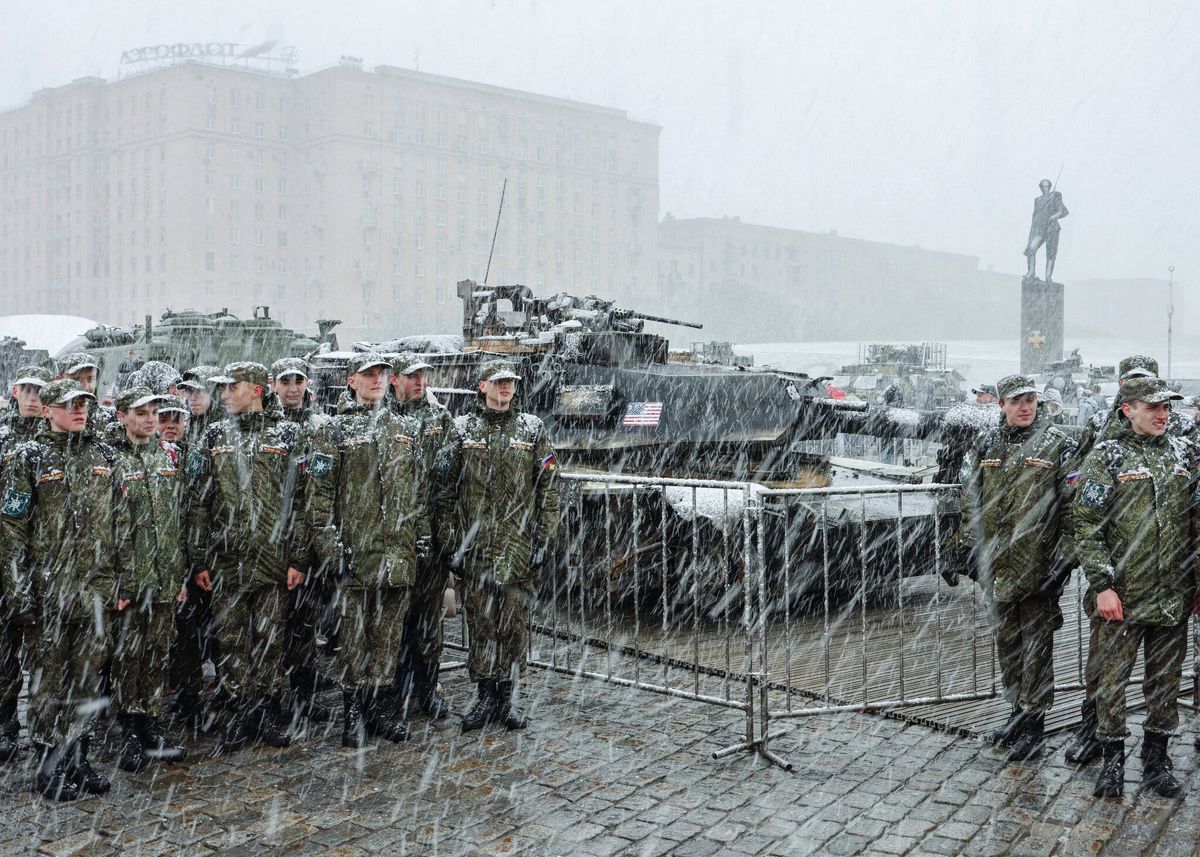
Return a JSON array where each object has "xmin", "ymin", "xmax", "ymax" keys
[
  {"xmin": 1079, "ymin": 479, "xmax": 1112, "ymax": 509},
  {"xmin": 308, "ymin": 452, "xmax": 334, "ymax": 478},
  {"xmin": 186, "ymin": 451, "xmax": 205, "ymax": 478},
  {"xmin": 1, "ymin": 488, "xmax": 30, "ymax": 518}
]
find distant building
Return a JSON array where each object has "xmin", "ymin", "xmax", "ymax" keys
[
  {"xmin": 656, "ymin": 215, "xmax": 1018, "ymax": 342},
  {"xmin": 0, "ymin": 56, "xmax": 659, "ymax": 342}
]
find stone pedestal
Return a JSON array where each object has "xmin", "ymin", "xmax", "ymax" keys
[{"xmin": 1020, "ymin": 277, "xmax": 1063, "ymax": 374}]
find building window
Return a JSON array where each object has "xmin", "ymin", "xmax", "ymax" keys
[{"xmin": 204, "ymin": 252, "xmax": 215, "ymax": 271}]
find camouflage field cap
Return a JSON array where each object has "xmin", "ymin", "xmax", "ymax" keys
[
  {"xmin": 971, "ymin": 383, "xmax": 998, "ymax": 397},
  {"xmin": 210, "ymin": 362, "xmax": 269, "ymax": 387},
  {"xmin": 128, "ymin": 360, "xmax": 182, "ymax": 395},
  {"xmin": 177, "ymin": 365, "xmax": 223, "ymax": 390},
  {"xmin": 996, "ymin": 375, "xmax": 1037, "ymax": 399},
  {"xmin": 39, "ymin": 379, "xmax": 94, "ymax": 407},
  {"xmin": 271, "ymin": 357, "xmax": 310, "ymax": 380},
  {"xmin": 61, "ymin": 352, "xmax": 102, "ymax": 375},
  {"xmin": 1121, "ymin": 377, "xmax": 1182, "ymax": 404},
  {"xmin": 156, "ymin": 395, "xmax": 189, "ymax": 415},
  {"xmin": 347, "ymin": 352, "xmax": 392, "ymax": 375},
  {"xmin": 114, "ymin": 385, "xmax": 166, "ymax": 413},
  {"xmin": 478, "ymin": 360, "xmax": 521, "ymax": 382},
  {"xmin": 13, "ymin": 365, "xmax": 53, "ymax": 387},
  {"xmin": 1119, "ymin": 354, "xmax": 1159, "ymax": 380},
  {"xmin": 394, "ymin": 352, "xmax": 434, "ymax": 375}
]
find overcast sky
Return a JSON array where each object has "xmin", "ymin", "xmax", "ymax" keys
[{"xmin": 3, "ymin": 0, "xmax": 1196, "ymax": 285}]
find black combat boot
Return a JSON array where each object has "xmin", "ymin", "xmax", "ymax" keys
[
  {"xmin": 1141, "ymin": 732, "xmax": 1183, "ymax": 798},
  {"xmin": 341, "ymin": 691, "xmax": 367, "ymax": 749},
  {"xmin": 495, "ymin": 680, "xmax": 530, "ymax": 731},
  {"xmin": 365, "ymin": 689, "xmax": 410, "ymax": 743},
  {"xmin": 1065, "ymin": 699, "xmax": 1103, "ymax": 764},
  {"xmin": 71, "ymin": 736, "xmax": 111, "ymax": 795},
  {"xmin": 0, "ymin": 701, "xmax": 19, "ymax": 762},
  {"xmin": 461, "ymin": 680, "xmax": 498, "ymax": 734},
  {"xmin": 989, "ymin": 704, "xmax": 1024, "ymax": 747},
  {"xmin": 117, "ymin": 715, "xmax": 148, "ymax": 773},
  {"xmin": 416, "ymin": 664, "xmax": 450, "ymax": 720},
  {"xmin": 139, "ymin": 714, "xmax": 186, "ymax": 763},
  {"xmin": 1093, "ymin": 740, "xmax": 1125, "ymax": 798},
  {"xmin": 1006, "ymin": 713, "xmax": 1044, "ymax": 763},
  {"xmin": 290, "ymin": 667, "xmax": 335, "ymax": 723},
  {"xmin": 32, "ymin": 743, "xmax": 81, "ymax": 802},
  {"xmin": 218, "ymin": 698, "xmax": 253, "ymax": 754},
  {"xmin": 253, "ymin": 697, "xmax": 292, "ymax": 748}
]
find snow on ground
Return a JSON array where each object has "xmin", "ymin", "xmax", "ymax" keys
[
  {"xmin": 0, "ymin": 314, "xmax": 100, "ymax": 354},
  {"xmin": 741, "ymin": 335, "xmax": 1200, "ymax": 389}
]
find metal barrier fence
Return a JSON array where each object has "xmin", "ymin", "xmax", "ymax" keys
[{"xmin": 512, "ymin": 471, "xmax": 1198, "ymax": 771}]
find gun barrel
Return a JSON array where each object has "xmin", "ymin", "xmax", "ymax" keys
[{"xmin": 627, "ymin": 311, "xmax": 704, "ymax": 329}]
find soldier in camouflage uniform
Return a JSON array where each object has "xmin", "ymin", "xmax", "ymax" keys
[
  {"xmin": 57, "ymin": 352, "xmax": 116, "ymax": 437},
  {"xmin": 1073, "ymin": 377, "xmax": 1197, "ymax": 798},
  {"xmin": 391, "ymin": 353, "xmax": 454, "ymax": 719},
  {"xmin": 108, "ymin": 387, "xmax": 187, "ymax": 773},
  {"xmin": 958, "ymin": 375, "xmax": 1077, "ymax": 763},
  {"xmin": 0, "ymin": 365, "xmax": 50, "ymax": 761},
  {"xmin": 0, "ymin": 380, "xmax": 117, "ymax": 800},
  {"xmin": 307, "ymin": 354, "xmax": 423, "ymax": 747},
  {"xmin": 270, "ymin": 357, "xmax": 335, "ymax": 725},
  {"xmin": 186, "ymin": 362, "xmax": 307, "ymax": 751},
  {"xmin": 435, "ymin": 360, "xmax": 559, "ymax": 733},
  {"xmin": 170, "ymin": 365, "xmax": 225, "ymax": 726},
  {"xmin": 155, "ymin": 395, "xmax": 188, "ymax": 443},
  {"xmin": 1065, "ymin": 354, "xmax": 1199, "ymax": 765}
]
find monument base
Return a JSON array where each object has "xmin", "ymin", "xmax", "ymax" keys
[{"xmin": 1020, "ymin": 276, "xmax": 1064, "ymax": 375}]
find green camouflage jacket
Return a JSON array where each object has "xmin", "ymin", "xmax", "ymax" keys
[
  {"xmin": 0, "ymin": 430, "xmax": 118, "ymax": 619},
  {"xmin": 1075, "ymin": 402, "xmax": 1198, "ymax": 466},
  {"xmin": 306, "ymin": 400, "xmax": 425, "ymax": 589},
  {"xmin": 1073, "ymin": 426, "xmax": 1199, "ymax": 626},
  {"xmin": 86, "ymin": 400, "xmax": 117, "ymax": 438},
  {"xmin": 0, "ymin": 416, "xmax": 45, "ymax": 451},
  {"xmin": 108, "ymin": 427, "xmax": 185, "ymax": 604},
  {"xmin": 959, "ymin": 421, "xmax": 1078, "ymax": 602},
  {"xmin": 393, "ymin": 393, "xmax": 453, "ymax": 473},
  {"xmin": 434, "ymin": 404, "xmax": 559, "ymax": 588},
  {"xmin": 184, "ymin": 400, "xmax": 306, "ymax": 588}
]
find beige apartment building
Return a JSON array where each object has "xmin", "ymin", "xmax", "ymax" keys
[{"xmin": 0, "ymin": 57, "xmax": 660, "ymax": 342}]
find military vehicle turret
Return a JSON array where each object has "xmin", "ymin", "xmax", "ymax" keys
[
  {"xmin": 0, "ymin": 337, "xmax": 52, "ymax": 392},
  {"xmin": 55, "ymin": 306, "xmax": 340, "ymax": 393},
  {"xmin": 832, "ymin": 342, "xmax": 967, "ymax": 410}
]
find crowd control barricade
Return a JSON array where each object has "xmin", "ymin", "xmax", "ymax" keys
[{"xmin": 526, "ymin": 471, "xmax": 777, "ymax": 756}]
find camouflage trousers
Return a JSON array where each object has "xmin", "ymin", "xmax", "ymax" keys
[
  {"xmin": 400, "ymin": 559, "xmax": 450, "ymax": 678},
  {"xmin": 335, "ymin": 586, "xmax": 410, "ymax": 693},
  {"xmin": 111, "ymin": 603, "xmax": 173, "ymax": 717},
  {"xmin": 464, "ymin": 579, "xmax": 531, "ymax": 682},
  {"xmin": 1094, "ymin": 619, "xmax": 1188, "ymax": 742},
  {"xmin": 0, "ymin": 608, "xmax": 21, "ymax": 713},
  {"xmin": 994, "ymin": 593, "xmax": 1062, "ymax": 714},
  {"xmin": 27, "ymin": 613, "xmax": 108, "ymax": 747},
  {"xmin": 211, "ymin": 584, "xmax": 287, "ymax": 701},
  {"xmin": 171, "ymin": 578, "xmax": 215, "ymax": 698},
  {"xmin": 283, "ymin": 578, "xmax": 328, "ymax": 678}
]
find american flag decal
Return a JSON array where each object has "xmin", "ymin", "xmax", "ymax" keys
[{"xmin": 623, "ymin": 402, "xmax": 663, "ymax": 427}]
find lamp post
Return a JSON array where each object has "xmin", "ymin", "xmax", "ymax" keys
[{"xmin": 1167, "ymin": 265, "xmax": 1175, "ymax": 382}]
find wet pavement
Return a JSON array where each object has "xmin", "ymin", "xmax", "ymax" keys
[{"xmin": 1, "ymin": 665, "xmax": 1199, "ymax": 856}]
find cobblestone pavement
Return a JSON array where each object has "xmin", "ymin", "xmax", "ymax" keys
[{"xmin": 1, "ymin": 664, "xmax": 1200, "ymax": 856}]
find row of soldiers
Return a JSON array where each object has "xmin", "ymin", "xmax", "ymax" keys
[
  {"xmin": 0, "ymin": 350, "xmax": 558, "ymax": 801},
  {"xmin": 959, "ymin": 354, "xmax": 1199, "ymax": 800}
]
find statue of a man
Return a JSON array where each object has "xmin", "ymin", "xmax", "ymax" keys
[{"xmin": 1024, "ymin": 179, "xmax": 1069, "ymax": 281}]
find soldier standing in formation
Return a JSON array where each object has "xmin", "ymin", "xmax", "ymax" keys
[
  {"xmin": 185, "ymin": 362, "xmax": 305, "ymax": 751},
  {"xmin": 155, "ymin": 395, "xmax": 189, "ymax": 443},
  {"xmin": 1073, "ymin": 377, "xmax": 1196, "ymax": 798},
  {"xmin": 959, "ymin": 375, "xmax": 1077, "ymax": 763},
  {"xmin": 436, "ymin": 360, "xmax": 559, "ymax": 733},
  {"xmin": 392, "ymin": 354, "xmax": 453, "ymax": 719},
  {"xmin": 108, "ymin": 387, "xmax": 188, "ymax": 772},
  {"xmin": 307, "ymin": 354, "xmax": 423, "ymax": 746},
  {"xmin": 0, "ymin": 365, "xmax": 52, "ymax": 761}
]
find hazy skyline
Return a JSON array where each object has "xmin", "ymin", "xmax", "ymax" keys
[{"xmin": 3, "ymin": 0, "xmax": 1195, "ymax": 287}]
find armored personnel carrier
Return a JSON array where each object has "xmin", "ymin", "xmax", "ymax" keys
[
  {"xmin": 55, "ymin": 306, "xmax": 340, "ymax": 393},
  {"xmin": 832, "ymin": 342, "xmax": 967, "ymax": 410}
]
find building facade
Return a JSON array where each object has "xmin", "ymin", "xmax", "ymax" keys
[
  {"xmin": 0, "ymin": 58, "xmax": 660, "ymax": 343},
  {"xmin": 657, "ymin": 215, "xmax": 1019, "ymax": 343}
]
